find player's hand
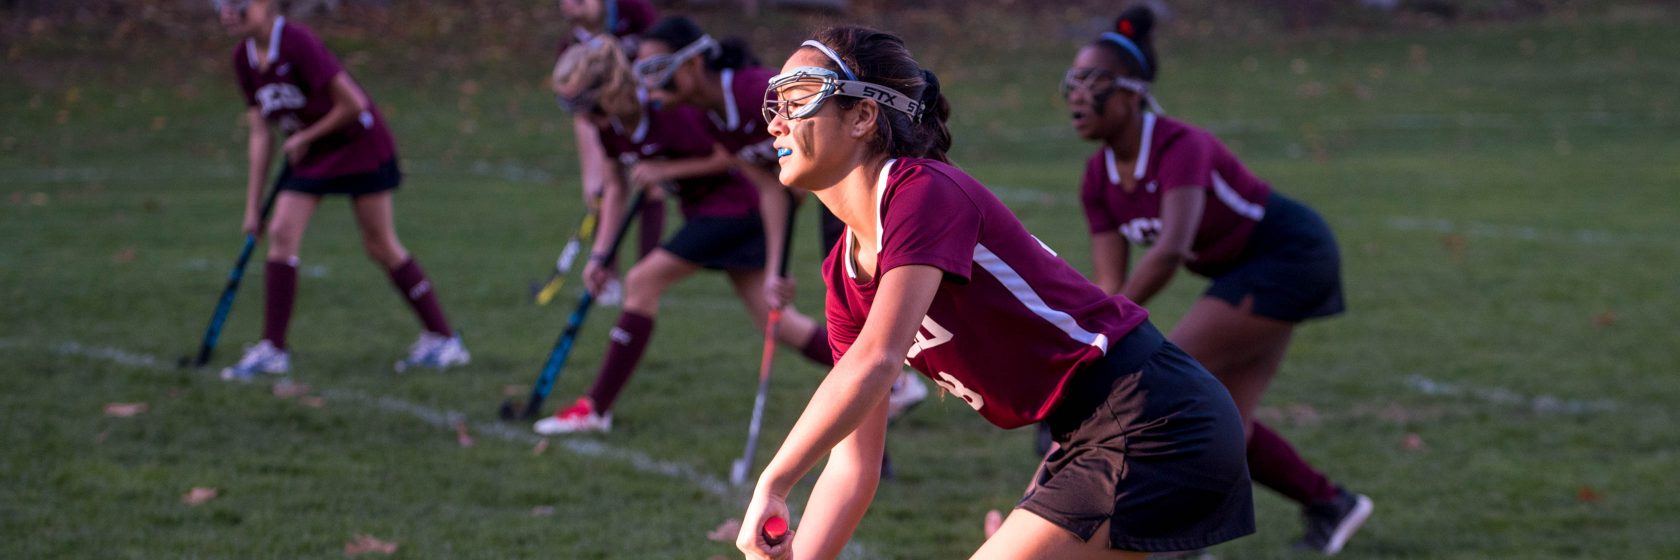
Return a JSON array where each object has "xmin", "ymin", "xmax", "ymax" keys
[
  {"xmin": 583, "ymin": 258, "xmax": 616, "ymax": 296},
  {"xmin": 241, "ymin": 209, "xmax": 262, "ymax": 237},
  {"xmin": 737, "ymin": 488, "xmax": 793, "ymax": 560},
  {"xmin": 627, "ymin": 161, "xmax": 671, "ymax": 188},
  {"xmin": 282, "ymin": 135, "xmax": 311, "ymax": 164},
  {"xmin": 764, "ymin": 276, "xmax": 796, "ymax": 310}
]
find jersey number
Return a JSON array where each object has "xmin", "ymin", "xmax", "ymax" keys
[
  {"xmin": 1119, "ymin": 217, "xmax": 1163, "ymax": 245},
  {"xmin": 905, "ymin": 316, "xmax": 953, "ymax": 360},
  {"xmin": 933, "ymin": 372, "xmax": 984, "ymax": 411}
]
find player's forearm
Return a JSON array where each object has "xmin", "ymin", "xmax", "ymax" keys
[
  {"xmin": 795, "ymin": 449, "xmax": 882, "ymax": 560},
  {"xmin": 1120, "ymin": 248, "xmax": 1181, "ymax": 305},
  {"xmin": 591, "ymin": 167, "xmax": 629, "ymax": 259},
  {"xmin": 293, "ymin": 102, "xmax": 357, "ymax": 146},
  {"xmin": 747, "ymin": 167, "xmax": 793, "ymax": 278},
  {"xmin": 655, "ymin": 149, "xmax": 734, "ymax": 181},
  {"xmin": 246, "ymin": 128, "xmax": 273, "ymax": 209},
  {"xmin": 759, "ymin": 354, "xmax": 897, "ymax": 496}
]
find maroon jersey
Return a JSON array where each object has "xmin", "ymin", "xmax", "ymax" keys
[
  {"xmin": 824, "ymin": 159, "xmax": 1150, "ymax": 429},
  {"xmin": 1079, "ymin": 113, "xmax": 1271, "ymax": 276},
  {"xmin": 703, "ymin": 66, "xmax": 779, "ymax": 164},
  {"xmin": 599, "ymin": 98, "xmax": 758, "ymax": 219},
  {"xmin": 232, "ymin": 17, "xmax": 395, "ymax": 179},
  {"xmin": 554, "ymin": 0, "xmax": 657, "ymax": 59}
]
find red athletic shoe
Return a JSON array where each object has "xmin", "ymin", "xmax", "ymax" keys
[{"xmin": 532, "ymin": 397, "xmax": 612, "ymax": 435}]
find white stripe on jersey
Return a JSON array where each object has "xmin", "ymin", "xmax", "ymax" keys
[
  {"xmin": 1211, "ymin": 171, "xmax": 1266, "ymax": 221},
  {"xmin": 972, "ymin": 244, "xmax": 1110, "ymax": 353}
]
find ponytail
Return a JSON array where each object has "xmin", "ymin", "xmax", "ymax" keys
[
  {"xmin": 1100, "ymin": 5, "xmax": 1160, "ymax": 82},
  {"xmin": 915, "ymin": 68, "xmax": 952, "ymax": 163}
]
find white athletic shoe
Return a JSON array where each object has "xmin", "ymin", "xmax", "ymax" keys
[
  {"xmin": 887, "ymin": 370, "xmax": 927, "ymax": 421},
  {"xmin": 393, "ymin": 332, "xmax": 471, "ymax": 372},
  {"xmin": 220, "ymin": 340, "xmax": 290, "ymax": 381},
  {"xmin": 533, "ymin": 397, "xmax": 612, "ymax": 435}
]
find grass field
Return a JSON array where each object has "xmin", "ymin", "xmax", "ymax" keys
[{"xmin": 3, "ymin": 4, "xmax": 1679, "ymax": 558}]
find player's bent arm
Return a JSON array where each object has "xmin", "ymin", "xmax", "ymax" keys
[
  {"xmin": 244, "ymin": 108, "xmax": 273, "ymax": 213},
  {"xmin": 792, "ymin": 397, "xmax": 889, "ymax": 560},
  {"xmin": 572, "ymin": 116, "xmax": 609, "ymax": 204},
  {"xmin": 632, "ymin": 144, "xmax": 735, "ymax": 185},
  {"xmin": 589, "ymin": 155, "xmax": 631, "ymax": 260},
  {"xmin": 739, "ymin": 161, "xmax": 793, "ymax": 286},
  {"xmin": 291, "ymin": 73, "xmax": 367, "ymax": 146},
  {"xmin": 1120, "ymin": 187, "xmax": 1202, "ymax": 305},
  {"xmin": 1090, "ymin": 230, "xmax": 1129, "ymax": 296},
  {"xmin": 758, "ymin": 265, "xmax": 943, "ymax": 498}
]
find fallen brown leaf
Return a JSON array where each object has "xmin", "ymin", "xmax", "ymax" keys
[
  {"xmin": 344, "ymin": 534, "xmax": 398, "ymax": 556},
  {"xmin": 94, "ymin": 430, "xmax": 110, "ymax": 443},
  {"xmin": 455, "ymin": 421, "xmax": 475, "ymax": 448},
  {"xmin": 529, "ymin": 505, "xmax": 555, "ymax": 517},
  {"xmin": 1576, "ymin": 485, "xmax": 1602, "ymax": 504},
  {"xmin": 112, "ymin": 246, "xmax": 136, "ymax": 264},
  {"xmin": 299, "ymin": 396, "xmax": 326, "ymax": 409},
  {"xmin": 1593, "ymin": 311, "xmax": 1616, "ymax": 328},
  {"xmin": 272, "ymin": 380, "xmax": 312, "ymax": 399},
  {"xmin": 1400, "ymin": 433, "xmax": 1426, "ymax": 451},
  {"xmin": 103, "ymin": 402, "xmax": 149, "ymax": 417},
  {"xmin": 706, "ymin": 518, "xmax": 741, "ymax": 543},
  {"xmin": 182, "ymin": 487, "xmax": 219, "ymax": 506},
  {"xmin": 532, "ymin": 437, "xmax": 549, "ymax": 456},
  {"xmin": 1442, "ymin": 234, "xmax": 1468, "ymax": 262},
  {"xmin": 501, "ymin": 384, "xmax": 524, "ymax": 397}
]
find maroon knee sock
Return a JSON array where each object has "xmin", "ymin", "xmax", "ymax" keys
[
  {"xmin": 263, "ymin": 258, "xmax": 298, "ymax": 350},
  {"xmin": 637, "ymin": 199, "xmax": 665, "ymax": 258},
  {"xmin": 387, "ymin": 257, "xmax": 453, "ymax": 337},
  {"xmin": 587, "ymin": 311, "xmax": 656, "ymax": 413},
  {"xmin": 800, "ymin": 323, "xmax": 834, "ymax": 366},
  {"xmin": 1248, "ymin": 421, "xmax": 1338, "ymax": 506}
]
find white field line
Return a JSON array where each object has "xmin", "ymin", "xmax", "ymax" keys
[
  {"xmin": 1404, "ymin": 374, "xmax": 1618, "ymax": 415},
  {"xmin": 15, "ymin": 337, "xmax": 881, "ymax": 559},
  {"xmin": 1386, "ymin": 216, "xmax": 1679, "ymax": 247}
]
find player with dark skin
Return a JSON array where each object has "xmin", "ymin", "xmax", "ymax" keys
[{"xmin": 1065, "ymin": 7, "xmax": 1372, "ymax": 554}]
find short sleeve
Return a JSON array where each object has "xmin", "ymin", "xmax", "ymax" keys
[
  {"xmin": 288, "ymin": 28, "xmax": 345, "ymax": 95},
  {"xmin": 875, "ymin": 164, "xmax": 982, "ymax": 283},
  {"xmin": 1155, "ymin": 131, "xmax": 1215, "ymax": 192},
  {"xmin": 1079, "ymin": 157, "xmax": 1117, "ymax": 234}
]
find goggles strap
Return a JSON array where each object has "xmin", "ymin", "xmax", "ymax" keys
[{"xmin": 801, "ymin": 40, "xmax": 857, "ymax": 80}]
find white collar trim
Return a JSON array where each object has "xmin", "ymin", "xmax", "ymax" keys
[
  {"xmin": 718, "ymin": 68, "xmax": 739, "ymax": 131},
  {"xmin": 844, "ymin": 158, "xmax": 898, "ymax": 279},
  {"xmin": 246, "ymin": 16, "xmax": 285, "ymax": 68},
  {"xmin": 1102, "ymin": 111, "xmax": 1157, "ymax": 185}
]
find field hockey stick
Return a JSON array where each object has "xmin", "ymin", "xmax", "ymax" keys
[
  {"xmin": 530, "ymin": 206, "xmax": 598, "ymax": 306},
  {"xmin": 500, "ymin": 187, "xmax": 649, "ymax": 421},
  {"xmin": 731, "ymin": 191, "xmax": 800, "ymax": 486},
  {"xmin": 762, "ymin": 515, "xmax": 789, "ymax": 546},
  {"xmin": 178, "ymin": 170, "xmax": 284, "ymax": 369}
]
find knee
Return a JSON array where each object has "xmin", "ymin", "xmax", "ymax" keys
[
  {"xmin": 267, "ymin": 224, "xmax": 302, "ymax": 259},
  {"xmin": 622, "ymin": 264, "xmax": 666, "ymax": 311},
  {"xmin": 362, "ymin": 235, "xmax": 406, "ymax": 267}
]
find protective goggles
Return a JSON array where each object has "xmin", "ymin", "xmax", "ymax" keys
[
  {"xmin": 209, "ymin": 0, "xmax": 252, "ymax": 10},
  {"xmin": 632, "ymin": 35, "xmax": 718, "ymax": 91},
  {"xmin": 1059, "ymin": 67, "xmax": 1164, "ymax": 113},
  {"xmin": 762, "ymin": 66, "xmax": 922, "ymax": 124}
]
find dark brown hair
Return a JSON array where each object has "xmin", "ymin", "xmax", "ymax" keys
[{"xmin": 805, "ymin": 26, "xmax": 952, "ymax": 163}]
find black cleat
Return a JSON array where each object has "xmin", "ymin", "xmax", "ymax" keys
[{"xmin": 1296, "ymin": 486, "xmax": 1374, "ymax": 555}]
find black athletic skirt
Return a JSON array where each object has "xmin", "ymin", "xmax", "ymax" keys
[
  {"xmin": 1204, "ymin": 193, "xmax": 1345, "ymax": 322},
  {"xmin": 661, "ymin": 214, "xmax": 767, "ymax": 271},
  {"xmin": 277, "ymin": 159, "xmax": 401, "ymax": 198},
  {"xmin": 1020, "ymin": 321, "xmax": 1255, "ymax": 552}
]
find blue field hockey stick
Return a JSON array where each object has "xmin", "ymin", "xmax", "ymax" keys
[
  {"xmin": 501, "ymin": 187, "xmax": 649, "ymax": 421},
  {"xmin": 180, "ymin": 170, "xmax": 284, "ymax": 369}
]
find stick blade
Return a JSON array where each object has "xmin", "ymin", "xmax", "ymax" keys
[{"xmin": 730, "ymin": 459, "xmax": 749, "ymax": 486}]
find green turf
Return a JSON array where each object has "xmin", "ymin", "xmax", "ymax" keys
[{"xmin": 3, "ymin": 4, "xmax": 1679, "ymax": 559}]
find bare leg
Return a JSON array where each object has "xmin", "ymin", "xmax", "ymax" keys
[{"xmin": 974, "ymin": 510, "xmax": 1145, "ymax": 560}]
